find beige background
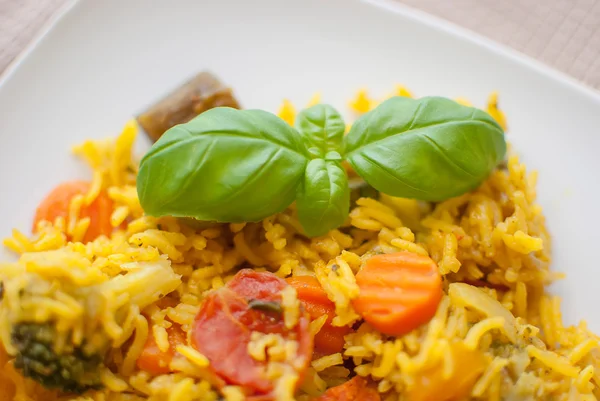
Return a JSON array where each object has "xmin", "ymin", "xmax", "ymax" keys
[{"xmin": 1, "ymin": 0, "xmax": 600, "ymax": 90}]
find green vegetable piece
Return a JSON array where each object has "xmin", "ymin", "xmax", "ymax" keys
[
  {"xmin": 12, "ymin": 323, "xmax": 104, "ymax": 393},
  {"xmin": 137, "ymin": 107, "xmax": 309, "ymax": 222},
  {"xmin": 343, "ymin": 96, "xmax": 506, "ymax": 201},
  {"xmin": 248, "ymin": 299, "xmax": 283, "ymax": 314},
  {"xmin": 296, "ymin": 158, "xmax": 350, "ymax": 237},
  {"xmin": 295, "ymin": 104, "xmax": 345, "ymax": 158}
]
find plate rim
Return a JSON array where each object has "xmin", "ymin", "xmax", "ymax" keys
[
  {"xmin": 363, "ymin": 0, "xmax": 600, "ymax": 103},
  {"xmin": 0, "ymin": 0, "xmax": 79, "ymax": 85},
  {"xmin": 1, "ymin": 0, "xmax": 599, "ymax": 104}
]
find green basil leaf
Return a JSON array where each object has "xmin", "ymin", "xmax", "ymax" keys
[
  {"xmin": 137, "ymin": 107, "xmax": 309, "ymax": 222},
  {"xmin": 343, "ymin": 96, "xmax": 506, "ymax": 201},
  {"xmin": 296, "ymin": 158, "xmax": 350, "ymax": 237},
  {"xmin": 295, "ymin": 104, "xmax": 345, "ymax": 158}
]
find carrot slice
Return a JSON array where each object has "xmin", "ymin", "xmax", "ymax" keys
[
  {"xmin": 352, "ymin": 252, "xmax": 442, "ymax": 336},
  {"xmin": 312, "ymin": 376, "xmax": 380, "ymax": 401},
  {"xmin": 137, "ymin": 324, "xmax": 187, "ymax": 375},
  {"xmin": 32, "ymin": 180, "xmax": 114, "ymax": 243},
  {"xmin": 287, "ymin": 276, "xmax": 352, "ymax": 355}
]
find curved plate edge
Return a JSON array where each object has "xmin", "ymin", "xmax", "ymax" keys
[
  {"xmin": 0, "ymin": 0, "xmax": 80, "ymax": 86},
  {"xmin": 363, "ymin": 0, "xmax": 600, "ymax": 104},
  {"xmin": 3, "ymin": 0, "xmax": 600, "ymax": 107}
]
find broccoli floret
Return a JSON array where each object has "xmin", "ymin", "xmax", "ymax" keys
[
  {"xmin": 1, "ymin": 255, "xmax": 181, "ymax": 393},
  {"xmin": 11, "ymin": 323, "xmax": 103, "ymax": 394}
]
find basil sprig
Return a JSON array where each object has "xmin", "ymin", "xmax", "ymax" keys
[
  {"xmin": 344, "ymin": 96, "xmax": 506, "ymax": 201},
  {"xmin": 137, "ymin": 97, "xmax": 506, "ymax": 237}
]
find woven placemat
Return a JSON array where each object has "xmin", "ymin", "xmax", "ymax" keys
[
  {"xmin": 2, "ymin": 0, "xmax": 600, "ymax": 89},
  {"xmin": 400, "ymin": 0, "xmax": 600, "ymax": 89}
]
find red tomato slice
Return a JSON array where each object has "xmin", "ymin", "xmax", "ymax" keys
[
  {"xmin": 227, "ymin": 269, "xmax": 289, "ymax": 302},
  {"xmin": 192, "ymin": 270, "xmax": 313, "ymax": 399}
]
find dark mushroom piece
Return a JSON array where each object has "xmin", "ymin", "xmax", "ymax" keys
[{"xmin": 137, "ymin": 71, "xmax": 241, "ymax": 142}]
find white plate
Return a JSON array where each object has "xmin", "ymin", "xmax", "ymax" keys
[{"xmin": 1, "ymin": 0, "xmax": 599, "ymax": 331}]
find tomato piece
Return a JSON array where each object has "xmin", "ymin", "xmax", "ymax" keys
[
  {"xmin": 227, "ymin": 269, "xmax": 289, "ymax": 303},
  {"xmin": 313, "ymin": 376, "xmax": 380, "ymax": 401},
  {"xmin": 32, "ymin": 180, "xmax": 114, "ymax": 243},
  {"xmin": 192, "ymin": 270, "xmax": 313, "ymax": 398},
  {"xmin": 137, "ymin": 323, "xmax": 187, "ymax": 375},
  {"xmin": 287, "ymin": 276, "xmax": 352, "ymax": 355},
  {"xmin": 352, "ymin": 252, "xmax": 442, "ymax": 336}
]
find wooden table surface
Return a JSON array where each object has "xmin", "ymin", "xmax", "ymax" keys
[{"xmin": 1, "ymin": 0, "xmax": 600, "ymax": 90}]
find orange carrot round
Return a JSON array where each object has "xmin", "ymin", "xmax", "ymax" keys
[
  {"xmin": 313, "ymin": 376, "xmax": 380, "ymax": 401},
  {"xmin": 287, "ymin": 276, "xmax": 352, "ymax": 355},
  {"xmin": 137, "ymin": 324, "xmax": 187, "ymax": 375},
  {"xmin": 352, "ymin": 252, "xmax": 442, "ymax": 336},
  {"xmin": 32, "ymin": 180, "xmax": 114, "ymax": 243}
]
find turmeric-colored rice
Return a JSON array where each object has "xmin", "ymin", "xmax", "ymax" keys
[{"xmin": 0, "ymin": 87, "xmax": 598, "ymax": 401}]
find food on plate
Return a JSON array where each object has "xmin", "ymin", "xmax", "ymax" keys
[
  {"xmin": 192, "ymin": 270, "xmax": 313, "ymax": 397},
  {"xmin": 137, "ymin": 71, "xmax": 240, "ymax": 142},
  {"xmin": 32, "ymin": 180, "xmax": 114, "ymax": 243},
  {"xmin": 352, "ymin": 252, "xmax": 442, "ymax": 337},
  {"xmin": 287, "ymin": 275, "xmax": 352, "ymax": 355},
  {"xmin": 0, "ymin": 257, "xmax": 179, "ymax": 395},
  {"xmin": 312, "ymin": 376, "xmax": 379, "ymax": 401},
  {"xmin": 136, "ymin": 323, "xmax": 187, "ymax": 376},
  {"xmin": 0, "ymin": 80, "xmax": 598, "ymax": 401},
  {"xmin": 136, "ymin": 97, "xmax": 505, "ymax": 237}
]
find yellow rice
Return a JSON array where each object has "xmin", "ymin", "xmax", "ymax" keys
[{"xmin": 0, "ymin": 86, "xmax": 598, "ymax": 401}]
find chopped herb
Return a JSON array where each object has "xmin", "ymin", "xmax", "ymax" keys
[{"xmin": 248, "ymin": 299, "xmax": 283, "ymax": 315}]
